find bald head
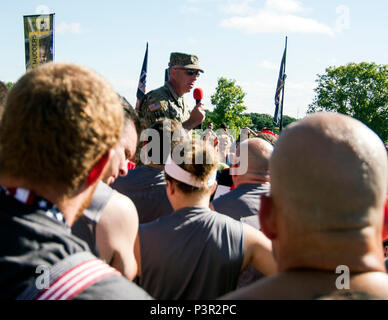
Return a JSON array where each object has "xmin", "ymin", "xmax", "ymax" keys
[
  {"xmin": 270, "ymin": 112, "xmax": 387, "ymax": 231},
  {"xmin": 233, "ymin": 138, "xmax": 273, "ymax": 183}
]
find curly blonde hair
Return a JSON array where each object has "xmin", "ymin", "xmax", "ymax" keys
[{"xmin": 0, "ymin": 63, "xmax": 123, "ymax": 196}]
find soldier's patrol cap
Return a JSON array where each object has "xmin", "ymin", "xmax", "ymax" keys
[{"xmin": 169, "ymin": 52, "xmax": 204, "ymax": 73}]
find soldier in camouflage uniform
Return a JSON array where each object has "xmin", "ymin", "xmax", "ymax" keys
[{"xmin": 138, "ymin": 52, "xmax": 206, "ymax": 130}]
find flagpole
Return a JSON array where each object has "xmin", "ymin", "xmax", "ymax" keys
[{"xmin": 279, "ymin": 36, "xmax": 287, "ymax": 132}]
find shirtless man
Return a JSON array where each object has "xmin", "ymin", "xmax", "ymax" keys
[{"xmin": 223, "ymin": 112, "xmax": 388, "ymax": 300}]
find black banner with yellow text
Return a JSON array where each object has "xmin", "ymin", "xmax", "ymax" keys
[{"xmin": 23, "ymin": 14, "xmax": 55, "ymax": 70}]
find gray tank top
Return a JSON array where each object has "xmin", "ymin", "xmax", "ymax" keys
[
  {"xmin": 212, "ymin": 184, "xmax": 270, "ymax": 220},
  {"xmin": 111, "ymin": 165, "xmax": 173, "ymax": 223},
  {"xmin": 71, "ymin": 181, "xmax": 115, "ymax": 256},
  {"xmin": 138, "ymin": 206, "xmax": 244, "ymax": 299}
]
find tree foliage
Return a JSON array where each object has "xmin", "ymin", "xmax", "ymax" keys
[
  {"xmin": 247, "ymin": 113, "xmax": 274, "ymax": 131},
  {"xmin": 282, "ymin": 115, "xmax": 298, "ymax": 128},
  {"xmin": 5, "ymin": 82, "xmax": 14, "ymax": 90},
  {"xmin": 247, "ymin": 113, "xmax": 297, "ymax": 133},
  {"xmin": 308, "ymin": 62, "xmax": 388, "ymax": 142},
  {"xmin": 204, "ymin": 77, "xmax": 297, "ymax": 137},
  {"xmin": 206, "ymin": 77, "xmax": 252, "ymax": 131}
]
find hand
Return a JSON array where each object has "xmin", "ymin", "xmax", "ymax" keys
[
  {"xmin": 183, "ymin": 102, "xmax": 205, "ymax": 130},
  {"xmin": 191, "ymin": 102, "xmax": 205, "ymax": 124}
]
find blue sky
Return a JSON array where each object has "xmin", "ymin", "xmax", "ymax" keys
[{"xmin": 1, "ymin": 0, "xmax": 387, "ymax": 119}]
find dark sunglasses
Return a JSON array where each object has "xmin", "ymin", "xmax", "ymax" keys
[
  {"xmin": 174, "ymin": 67, "xmax": 200, "ymax": 77},
  {"xmin": 185, "ymin": 69, "xmax": 201, "ymax": 77}
]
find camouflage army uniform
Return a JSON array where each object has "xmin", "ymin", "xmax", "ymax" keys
[
  {"xmin": 138, "ymin": 81, "xmax": 190, "ymax": 129},
  {"xmin": 138, "ymin": 52, "xmax": 203, "ymax": 129}
]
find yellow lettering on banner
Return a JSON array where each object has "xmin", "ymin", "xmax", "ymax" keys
[
  {"xmin": 29, "ymin": 29, "xmax": 51, "ymax": 69},
  {"xmin": 29, "ymin": 32, "xmax": 40, "ymax": 69}
]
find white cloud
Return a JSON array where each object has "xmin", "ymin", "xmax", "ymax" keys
[
  {"xmin": 221, "ymin": 0, "xmax": 255, "ymax": 15},
  {"xmin": 266, "ymin": 0, "xmax": 305, "ymax": 13},
  {"xmin": 56, "ymin": 22, "xmax": 82, "ymax": 34},
  {"xmin": 286, "ymin": 81, "xmax": 316, "ymax": 97},
  {"xmin": 259, "ymin": 59, "xmax": 279, "ymax": 71},
  {"xmin": 186, "ymin": 37, "xmax": 199, "ymax": 45},
  {"xmin": 180, "ymin": 5, "xmax": 201, "ymax": 14},
  {"xmin": 220, "ymin": 0, "xmax": 334, "ymax": 36}
]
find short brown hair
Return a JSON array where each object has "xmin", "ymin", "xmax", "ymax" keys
[
  {"xmin": 0, "ymin": 63, "xmax": 123, "ymax": 196},
  {"xmin": 165, "ymin": 140, "xmax": 218, "ymax": 194},
  {"xmin": 119, "ymin": 95, "xmax": 140, "ymax": 135}
]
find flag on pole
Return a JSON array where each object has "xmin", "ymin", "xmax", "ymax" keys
[
  {"xmin": 135, "ymin": 42, "xmax": 148, "ymax": 111},
  {"xmin": 164, "ymin": 68, "xmax": 169, "ymax": 82},
  {"xmin": 23, "ymin": 14, "xmax": 55, "ymax": 71},
  {"xmin": 274, "ymin": 37, "xmax": 288, "ymax": 129}
]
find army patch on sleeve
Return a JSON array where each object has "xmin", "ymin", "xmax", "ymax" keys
[{"xmin": 149, "ymin": 102, "xmax": 163, "ymax": 112}]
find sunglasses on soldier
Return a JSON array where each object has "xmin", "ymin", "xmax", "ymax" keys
[
  {"xmin": 186, "ymin": 69, "xmax": 200, "ymax": 77},
  {"xmin": 173, "ymin": 67, "xmax": 200, "ymax": 77}
]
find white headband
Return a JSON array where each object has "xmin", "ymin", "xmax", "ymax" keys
[{"xmin": 165, "ymin": 154, "xmax": 217, "ymax": 188}]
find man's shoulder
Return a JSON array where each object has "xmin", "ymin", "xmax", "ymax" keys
[
  {"xmin": 220, "ymin": 273, "xmax": 293, "ymax": 300},
  {"xmin": 75, "ymin": 273, "xmax": 153, "ymax": 300},
  {"xmin": 223, "ymin": 271, "xmax": 388, "ymax": 300},
  {"xmin": 112, "ymin": 165, "xmax": 166, "ymax": 192},
  {"xmin": 101, "ymin": 191, "xmax": 137, "ymax": 225},
  {"xmin": 18, "ymin": 251, "xmax": 152, "ymax": 300},
  {"xmin": 138, "ymin": 84, "xmax": 175, "ymax": 119},
  {"xmin": 212, "ymin": 187, "xmax": 238, "ymax": 205},
  {"xmin": 142, "ymin": 84, "xmax": 172, "ymax": 106},
  {"xmin": 89, "ymin": 182, "xmax": 114, "ymax": 209}
]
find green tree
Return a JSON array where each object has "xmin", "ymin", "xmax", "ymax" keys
[
  {"xmin": 207, "ymin": 77, "xmax": 252, "ymax": 131},
  {"xmin": 246, "ymin": 113, "xmax": 297, "ymax": 133},
  {"xmin": 282, "ymin": 115, "xmax": 297, "ymax": 128},
  {"xmin": 247, "ymin": 113, "xmax": 275, "ymax": 131},
  {"xmin": 5, "ymin": 82, "xmax": 14, "ymax": 90},
  {"xmin": 308, "ymin": 62, "xmax": 388, "ymax": 142}
]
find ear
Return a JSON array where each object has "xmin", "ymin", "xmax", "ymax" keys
[
  {"xmin": 166, "ymin": 180, "xmax": 175, "ymax": 197},
  {"xmin": 259, "ymin": 194, "xmax": 277, "ymax": 240},
  {"xmin": 169, "ymin": 67, "xmax": 177, "ymax": 78},
  {"xmin": 87, "ymin": 150, "xmax": 112, "ymax": 187}
]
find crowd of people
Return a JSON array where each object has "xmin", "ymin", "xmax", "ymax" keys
[{"xmin": 0, "ymin": 50, "xmax": 387, "ymax": 300}]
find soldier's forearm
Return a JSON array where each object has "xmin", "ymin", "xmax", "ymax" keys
[{"xmin": 182, "ymin": 119, "xmax": 197, "ymax": 130}]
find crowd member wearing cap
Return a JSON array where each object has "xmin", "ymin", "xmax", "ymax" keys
[
  {"xmin": 223, "ymin": 112, "xmax": 388, "ymax": 300},
  {"xmin": 256, "ymin": 131, "xmax": 278, "ymax": 146},
  {"xmin": 134, "ymin": 140, "xmax": 276, "ymax": 299},
  {"xmin": 211, "ymin": 138, "xmax": 272, "ymax": 222},
  {"xmin": 237, "ymin": 127, "xmax": 278, "ymax": 147},
  {"xmin": 137, "ymin": 52, "xmax": 205, "ymax": 130},
  {"xmin": 71, "ymin": 97, "xmax": 140, "ymax": 280},
  {"xmin": 0, "ymin": 63, "xmax": 151, "ymax": 300}
]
